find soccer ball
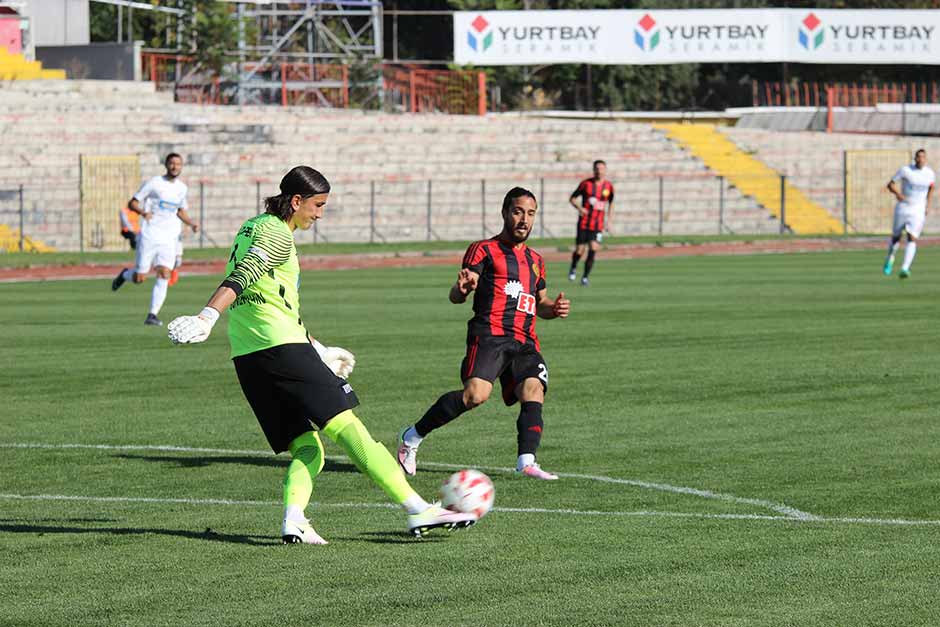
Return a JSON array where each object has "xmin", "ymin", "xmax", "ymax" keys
[{"xmin": 440, "ymin": 469, "xmax": 495, "ymax": 519}]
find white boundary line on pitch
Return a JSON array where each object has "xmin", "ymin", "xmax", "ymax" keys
[
  {"xmin": 7, "ymin": 442, "xmax": 937, "ymax": 527},
  {"xmin": 2, "ymin": 493, "xmax": 940, "ymax": 527},
  {"xmin": 1, "ymin": 441, "xmax": 816, "ymax": 520}
]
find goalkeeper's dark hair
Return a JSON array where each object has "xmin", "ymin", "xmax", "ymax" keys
[
  {"xmin": 265, "ymin": 166, "xmax": 331, "ymax": 220},
  {"xmin": 501, "ymin": 187, "xmax": 538, "ymax": 214}
]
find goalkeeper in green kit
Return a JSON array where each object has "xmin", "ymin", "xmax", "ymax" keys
[{"xmin": 167, "ymin": 166, "xmax": 477, "ymax": 543}]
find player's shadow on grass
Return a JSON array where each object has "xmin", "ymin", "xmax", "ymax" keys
[
  {"xmin": 341, "ymin": 531, "xmax": 446, "ymax": 544},
  {"xmin": 0, "ymin": 522, "xmax": 280, "ymax": 546},
  {"xmin": 113, "ymin": 453, "xmax": 359, "ymax": 473}
]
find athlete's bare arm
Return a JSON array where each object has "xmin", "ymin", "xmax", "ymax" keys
[
  {"xmin": 177, "ymin": 207, "xmax": 200, "ymax": 232},
  {"xmin": 127, "ymin": 197, "xmax": 151, "ymax": 220},
  {"xmin": 536, "ymin": 289, "xmax": 570, "ymax": 320},
  {"xmin": 927, "ymin": 185, "xmax": 934, "ymax": 215},
  {"xmin": 450, "ymin": 268, "xmax": 479, "ymax": 304},
  {"xmin": 205, "ymin": 285, "xmax": 238, "ymax": 312},
  {"xmin": 887, "ymin": 180, "xmax": 906, "ymax": 202},
  {"xmin": 570, "ymin": 190, "xmax": 587, "ymax": 215}
]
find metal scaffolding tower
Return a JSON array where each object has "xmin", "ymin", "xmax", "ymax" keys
[{"xmin": 229, "ymin": 0, "xmax": 383, "ymax": 105}]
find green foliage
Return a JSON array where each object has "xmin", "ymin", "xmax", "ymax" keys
[
  {"xmin": 89, "ymin": 1, "xmax": 246, "ymax": 77},
  {"xmin": 188, "ymin": 2, "xmax": 241, "ymax": 76},
  {"xmin": 348, "ymin": 59, "xmax": 383, "ymax": 110},
  {"xmin": 89, "ymin": 1, "xmax": 170, "ymax": 48}
]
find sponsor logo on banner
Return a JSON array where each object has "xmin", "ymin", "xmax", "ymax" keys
[
  {"xmin": 634, "ymin": 13, "xmax": 770, "ymax": 56},
  {"xmin": 634, "ymin": 14, "xmax": 660, "ymax": 51},
  {"xmin": 815, "ymin": 14, "xmax": 934, "ymax": 54},
  {"xmin": 468, "ymin": 14, "xmax": 493, "ymax": 52},
  {"xmin": 798, "ymin": 12, "xmax": 824, "ymax": 50},
  {"xmin": 497, "ymin": 24, "xmax": 600, "ymax": 55}
]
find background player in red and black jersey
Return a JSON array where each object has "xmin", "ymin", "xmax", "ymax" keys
[
  {"xmin": 568, "ymin": 160, "xmax": 614, "ymax": 286},
  {"xmin": 397, "ymin": 187, "xmax": 571, "ymax": 480}
]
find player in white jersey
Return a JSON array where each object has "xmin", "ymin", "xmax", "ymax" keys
[
  {"xmin": 111, "ymin": 153, "xmax": 199, "ymax": 325},
  {"xmin": 884, "ymin": 149, "xmax": 935, "ymax": 279}
]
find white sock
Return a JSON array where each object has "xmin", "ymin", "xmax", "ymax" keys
[
  {"xmin": 402, "ymin": 426, "xmax": 423, "ymax": 448},
  {"xmin": 517, "ymin": 453, "xmax": 535, "ymax": 471},
  {"xmin": 402, "ymin": 493, "xmax": 430, "ymax": 515},
  {"xmin": 285, "ymin": 504, "xmax": 306, "ymax": 523},
  {"xmin": 121, "ymin": 268, "xmax": 135, "ymax": 282},
  {"xmin": 902, "ymin": 241, "xmax": 918, "ymax": 271},
  {"xmin": 149, "ymin": 277, "xmax": 169, "ymax": 315}
]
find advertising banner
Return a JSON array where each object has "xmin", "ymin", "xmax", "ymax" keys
[
  {"xmin": 453, "ymin": 9, "xmax": 940, "ymax": 66},
  {"xmin": 785, "ymin": 10, "xmax": 939, "ymax": 64}
]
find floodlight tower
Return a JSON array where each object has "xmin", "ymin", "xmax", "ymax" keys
[{"xmin": 229, "ymin": 0, "xmax": 383, "ymax": 106}]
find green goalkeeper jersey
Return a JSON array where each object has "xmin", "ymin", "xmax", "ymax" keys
[{"xmin": 222, "ymin": 213, "xmax": 309, "ymax": 358}]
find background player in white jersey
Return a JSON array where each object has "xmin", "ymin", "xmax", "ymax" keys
[
  {"xmin": 884, "ymin": 149, "xmax": 935, "ymax": 279},
  {"xmin": 111, "ymin": 153, "xmax": 199, "ymax": 325}
]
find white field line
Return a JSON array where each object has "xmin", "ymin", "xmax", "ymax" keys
[
  {"xmin": 5, "ymin": 442, "xmax": 937, "ymax": 527},
  {"xmin": 1, "ymin": 441, "xmax": 816, "ymax": 520},
  {"xmin": 2, "ymin": 493, "xmax": 940, "ymax": 527}
]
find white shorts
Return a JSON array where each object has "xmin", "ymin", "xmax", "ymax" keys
[
  {"xmin": 892, "ymin": 207, "xmax": 926, "ymax": 239},
  {"xmin": 135, "ymin": 237, "xmax": 177, "ymax": 274}
]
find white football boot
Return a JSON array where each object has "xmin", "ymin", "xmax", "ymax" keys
[
  {"xmin": 517, "ymin": 464, "xmax": 559, "ymax": 481},
  {"xmin": 281, "ymin": 517, "xmax": 328, "ymax": 545},
  {"xmin": 407, "ymin": 503, "xmax": 477, "ymax": 538}
]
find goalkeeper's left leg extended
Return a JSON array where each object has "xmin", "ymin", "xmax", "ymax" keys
[{"xmin": 321, "ymin": 410, "xmax": 477, "ymax": 536}]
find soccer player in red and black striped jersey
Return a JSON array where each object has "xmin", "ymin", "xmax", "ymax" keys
[
  {"xmin": 568, "ymin": 160, "xmax": 614, "ymax": 286},
  {"xmin": 397, "ymin": 187, "xmax": 571, "ymax": 480}
]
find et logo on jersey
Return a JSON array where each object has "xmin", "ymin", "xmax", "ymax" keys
[{"xmin": 504, "ymin": 280, "xmax": 536, "ymax": 315}]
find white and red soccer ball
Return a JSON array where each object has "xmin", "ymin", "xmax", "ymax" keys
[{"xmin": 440, "ymin": 469, "xmax": 495, "ymax": 519}]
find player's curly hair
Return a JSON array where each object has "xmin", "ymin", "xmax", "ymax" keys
[{"xmin": 264, "ymin": 166, "xmax": 331, "ymax": 220}]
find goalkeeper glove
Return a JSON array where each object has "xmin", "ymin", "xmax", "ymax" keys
[
  {"xmin": 167, "ymin": 307, "xmax": 219, "ymax": 344},
  {"xmin": 312, "ymin": 339, "xmax": 356, "ymax": 379}
]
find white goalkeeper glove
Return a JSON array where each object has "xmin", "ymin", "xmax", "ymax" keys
[
  {"xmin": 312, "ymin": 339, "xmax": 356, "ymax": 379},
  {"xmin": 167, "ymin": 307, "xmax": 220, "ymax": 345}
]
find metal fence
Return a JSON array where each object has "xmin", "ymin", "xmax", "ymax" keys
[{"xmin": 1, "ymin": 171, "xmax": 867, "ymax": 254}]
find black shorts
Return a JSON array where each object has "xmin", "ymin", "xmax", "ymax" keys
[
  {"xmin": 461, "ymin": 335, "xmax": 548, "ymax": 406},
  {"xmin": 576, "ymin": 228, "xmax": 602, "ymax": 245},
  {"xmin": 233, "ymin": 342, "xmax": 360, "ymax": 453}
]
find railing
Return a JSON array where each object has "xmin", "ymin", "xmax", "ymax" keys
[
  {"xmin": 752, "ymin": 81, "xmax": 940, "ymax": 108},
  {"xmin": 382, "ymin": 65, "xmax": 486, "ymax": 115},
  {"xmin": 140, "ymin": 53, "xmax": 486, "ymax": 114},
  {"xmin": 1, "ymin": 171, "xmax": 862, "ymax": 254}
]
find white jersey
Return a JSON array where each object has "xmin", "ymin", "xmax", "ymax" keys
[
  {"xmin": 134, "ymin": 175, "xmax": 188, "ymax": 243},
  {"xmin": 892, "ymin": 164, "xmax": 935, "ymax": 213}
]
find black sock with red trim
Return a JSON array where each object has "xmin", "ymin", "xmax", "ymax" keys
[
  {"xmin": 415, "ymin": 390, "xmax": 468, "ymax": 437},
  {"xmin": 516, "ymin": 401, "xmax": 544, "ymax": 456}
]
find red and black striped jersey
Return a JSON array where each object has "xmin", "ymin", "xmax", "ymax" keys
[
  {"xmin": 571, "ymin": 178, "xmax": 615, "ymax": 231},
  {"xmin": 462, "ymin": 237, "xmax": 547, "ymax": 349}
]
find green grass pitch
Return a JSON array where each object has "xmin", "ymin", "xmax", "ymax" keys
[{"xmin": 2, "ymin": 248, "xmax": 940, "ymax": 626}]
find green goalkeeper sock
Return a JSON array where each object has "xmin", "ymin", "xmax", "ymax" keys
[
  {"xmin": 283, "ymin": 431, "xmax": 325, "ymax": 519},
  {"xmin": 322, "ymin": 410, "xmax": 423, "ymax": 510}
]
